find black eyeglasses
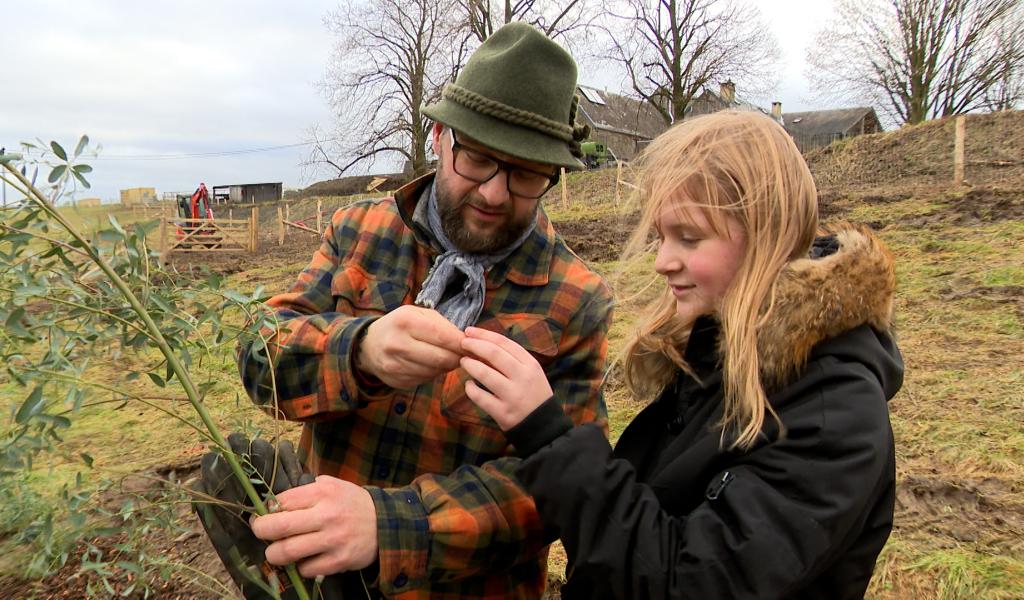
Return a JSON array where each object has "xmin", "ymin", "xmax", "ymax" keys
[{"xmin": 448, "ymin": 130, "xmax": 559, "ymax": 199}]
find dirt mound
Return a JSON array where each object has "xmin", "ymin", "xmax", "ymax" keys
[
  {"xmin": 299, "ymin": 173, "xmax": 408, "ymax": 198},
  {"xmin": 555, "ymin": 212, "xmax": 639, "ymax": 263},
  {"xmin": 807, "ymin": 109, "xmax": 1024, "ymax": 190}
]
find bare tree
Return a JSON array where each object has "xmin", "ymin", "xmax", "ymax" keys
[
  {"xmin": 459, "ymin": 0, "xmax": 595, "ymax": 42},
  {"xmin": 807, "ymin": 0, "xmax": 1024, "ymax": 125},
  {"xmin": 600, "ymin": 0, "xmax": 779, "ymax": 126},
  {"xmin": 304, "ymin": 0, "xmax": 468, "ymax": 180},
  {"xmin": 983, "ymin": 7, "xmax": 1024, "ymax": 111}
]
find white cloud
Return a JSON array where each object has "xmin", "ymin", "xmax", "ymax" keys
[
  {"xmin": 2, "ymin": 0, "xmax": 337, "ymax": 202},
  {"xmin": 2, "ymin": 1, "xmax": 841, "ymax": 203}
]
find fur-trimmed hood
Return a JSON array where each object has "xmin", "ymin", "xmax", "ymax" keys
[{"xmin": 758, "ymin": 224, "xmax": 896, "ymax": 392}]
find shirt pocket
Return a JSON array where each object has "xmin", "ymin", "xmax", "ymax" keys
[
  {"xmin": 331, "ymin": 264, "xmax": 408, "ymax": 316},
  {"xmin": 441, "ymin": 314, "xmax": 563, "ymax": 428}
]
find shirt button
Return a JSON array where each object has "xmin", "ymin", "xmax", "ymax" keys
[
  {"xmin": 376, "ymin": 465, "xmax": 390, "ymax": 479},
  {"xmin": 393, "ymin": 572, "xmax": 408, "ymax": 587},
  {"xmin": 394, "ymin": 402, "xmax": 407, "ymax": 415}
]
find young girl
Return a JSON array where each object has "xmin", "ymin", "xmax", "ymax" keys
[{"xmin": 459, "ymin": 111, "xmax": 903, "ymax": 599}]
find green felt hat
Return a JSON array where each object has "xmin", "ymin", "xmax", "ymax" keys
[{"xmin": 423, "ymin": 22, "xmax": 589, "ymax": 170}]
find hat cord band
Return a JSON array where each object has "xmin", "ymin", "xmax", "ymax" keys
[{"xmin": 444, "ymin": 84, "xmax": 575, "ymax": 142}]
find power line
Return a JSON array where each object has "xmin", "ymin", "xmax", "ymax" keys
[{"xmin": 89, "ymin": 139, "xmax": 338, "ymax": 161}]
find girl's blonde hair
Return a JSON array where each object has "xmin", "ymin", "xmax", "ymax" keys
[{"xmin": 621, "ymin": 110, "xmax": 819, "ymax": 450}]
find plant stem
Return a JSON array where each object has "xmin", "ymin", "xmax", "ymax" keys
[{"xmin": 1, "ymin": 163, "xmax": 312, "ymax": 600}]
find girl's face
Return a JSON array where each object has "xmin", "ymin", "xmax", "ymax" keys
[{"xmin": 654, "ymin": 199, "xmax": 746, "ymax": 323}]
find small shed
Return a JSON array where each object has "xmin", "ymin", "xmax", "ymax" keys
[
  {"xmin": 211, "ymin": 182, "xmax": 282, "ymax": 204},
  {"xmin": 575, "ymin": 85, "xmax": 668, "ymax": 161},
  {"xmin": 782, "ymin": 107, "xmax": 883, "ymax": 152}
]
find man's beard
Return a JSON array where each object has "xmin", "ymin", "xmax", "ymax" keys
[{"xmin": 436, "ymin": 177, "xmax": 536, "ymax": 255}]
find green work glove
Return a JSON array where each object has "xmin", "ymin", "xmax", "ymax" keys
[{"xmin": 192, "ymin": 433, "xmax": 356, "ymax": 599}]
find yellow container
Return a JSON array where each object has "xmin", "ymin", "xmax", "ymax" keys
[{"xmin": 119, "ymin": 187, "xmax": 157, "ymax": 206}]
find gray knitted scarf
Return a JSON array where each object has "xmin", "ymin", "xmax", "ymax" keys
[{"xmin": 414, "ymin": 182, "xmax": 536, "ymax": 330}]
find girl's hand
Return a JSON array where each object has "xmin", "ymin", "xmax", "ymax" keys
[{"xmin": 460, "ymin": 326, "xmax": 554, "ymax": 431}]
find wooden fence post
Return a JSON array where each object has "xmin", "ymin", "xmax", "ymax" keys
[
  {"xmin": 278, "ymin": 205, "xmax": 285, "ymax": 246},
  {"xmin": 251, "ymin": 206, "xmax": 259, "ymax": 252},
  {"xmin": 953, "ymin": 115, "xmax": 965, "ymax": 186},
  {"xmin": 316, "ymin": 199, "xmax": 323, "ymax": 234},
  {"xmin": 615, "ymin": 161, "xmax": 622, "ymax": 205},
  {"xmin": 560, "ymin": 168, "xmax": 568, "ymax": 210},
  {"xmin": 160, "ymin": 217, "xmax": 167, "ymax": 256}
]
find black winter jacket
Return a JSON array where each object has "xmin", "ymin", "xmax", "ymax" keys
[{"xmin": 506, "ymin": 227, "xmax": 904, "ymax": 600}]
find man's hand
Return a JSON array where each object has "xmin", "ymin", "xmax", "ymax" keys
[
  {"xmin": 356, "ymin": 304, "xmax": 465, "ymax": 389},
  {"xmin": 192, "ymin": 434, "xmax": 355, "ymax": 599},
  {"xmin": 251, "ymin": 475, "xmax": 379, "ymax": 578},
  {"xmin": 460, "ymin": 326, "xmax": 554, "ymax": 431}
]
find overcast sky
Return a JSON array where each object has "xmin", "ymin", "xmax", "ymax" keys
[{"xmin": 1, "ymin": 0, "xmax": 836, "ymax": 204}]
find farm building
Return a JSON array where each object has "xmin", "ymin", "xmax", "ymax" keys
[
  {"xmin": 686, "ymin": 81, "xmax": 770, "ymax": 119},
  {"xmin": 76, "ymin": 197, "xmax": 102, "ymax": 208},
  {"xmin": 575, "ymin": 85, "xmax": 668, "ymax": 162},
  {"xmin": 683, "ymin": 81, "xmax": 882, "ymax": 153},
  {"xmin": 211, "ymin": 182, "xmax": 282, "ymax": 204},
  {"xmin": 119, "ymin": 187, "xmax": 157, "ymax": 206},
  {"xmin": 782, "ymin": 107, "xmax": 884, "ymax": 152}
]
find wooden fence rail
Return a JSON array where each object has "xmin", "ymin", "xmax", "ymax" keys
[
  {"xmin": 279, "ymin": 200, "xmax": 328, "ymax": 245},
  {"xmin": 160, "ymin": 208, "xmax": 258, "ymax": 256}
]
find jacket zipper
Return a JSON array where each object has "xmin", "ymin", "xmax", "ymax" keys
[{"xmin": 705, "ymin": 471, "xmax": 735, "ymax": 500}]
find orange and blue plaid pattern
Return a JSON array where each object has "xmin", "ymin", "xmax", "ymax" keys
[{"xmin": 238, "ymin": 175, "xmax": 612, "ymax": 598}]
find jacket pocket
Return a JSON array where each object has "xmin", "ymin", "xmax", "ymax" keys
[
  {"xmin": 331, "ymin": 264, "xmax": 408, "ymax": 316},
  {"xmin": 441, "ymin": 314, "xmax": 563, "ymax": 427}
]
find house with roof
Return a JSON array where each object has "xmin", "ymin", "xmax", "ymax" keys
[
  {"xmin": 684, "ymin": 81, "xmax": 883, "ymax": 153},
  {"xmin": 575, "ymin": 85, "xmax": 668, "ymax": 162},
  {"xmin": 686, "ymin": 81, "xmax": 770, "ymax": 118},
  {"xmin": 780, "ymin": 107, "xmax": 883, "ymax": 152}
]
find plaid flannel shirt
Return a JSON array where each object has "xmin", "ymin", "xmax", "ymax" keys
[{"xmin": 238, "ymin": 174, "xmax": 612, "ymax": 599}]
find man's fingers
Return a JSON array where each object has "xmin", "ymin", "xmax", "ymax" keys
[
  {"xmin": 251, "ymin": 507, "xmax": 321, "ymax": 543},
  {"xmin": 296, "ymin": 552, "xmax": 344, "ymax": 578},
  {"xmin": 273, "ymin": 479, "xmax": 322, "ymax": 510},
  {"xmin": 263, "ymin": 530, "xmax": 325, "ymax": 566},
  {"xmin": 406, "ymin": 307, "xmax": 465, "ymax": 353}
]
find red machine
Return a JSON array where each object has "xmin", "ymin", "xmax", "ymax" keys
[
  {"xmin": 174, "ymin": 183, "xmax": 219, "ymax": 247},
  {"xmin": 177, "ymin": 183, "xmax": 215, "ymax": 220}
]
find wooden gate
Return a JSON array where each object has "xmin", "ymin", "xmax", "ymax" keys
[{"xmin": 160, "ymin": 209, "xmax": 258, "ymax": 255}]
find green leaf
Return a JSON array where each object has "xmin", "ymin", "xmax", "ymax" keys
[
  {"xmin": 48, "ymin": 165, "xmax": 67, "ymax": 183},
  {"xmin": 72, "ymin": 170, "xmax": 92, "ymax": 189},
  {"xmin": 5, "ymin": 307, "xmax": 29, "ymax": 337},
  {"xmin": 147, "ymin": 372, "xmax": 165, "ymax": 388},
  {"xmin": 50, "ymin": 141, "xmax": 67, "ymax": 161},
  {"xmin": 81, "ymin": 453, "xmax": 94, "ymax": 467},
  {"xmin": 73, "ymin": 164, "xmax": 93, "ymax": 173},
  {"xmin": 116, "ymin": 561, "xmax": 144, "ymax": 577},
  {"xmin": 15, "ymin": 387, "xmax": 45, "ymax": 424},
  {"xmin": 74, "ymin": 135, "xmax": 90, "ymax": 157},
  {"xmin": 107, "ymin": 214, "xmax": 125, "ymax": 235}
]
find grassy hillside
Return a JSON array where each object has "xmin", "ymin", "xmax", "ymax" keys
[{"xmin": 1, "ymin": 111, "xmax": 1022, "ymax": 598}]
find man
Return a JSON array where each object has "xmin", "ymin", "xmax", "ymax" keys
[{"xmin": 230, "ymin": 22, "xmax": 611, "ymax": 598}]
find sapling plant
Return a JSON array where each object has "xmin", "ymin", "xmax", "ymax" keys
[{"xmin": 0, "ymin": 139, "xmax": 317, "ymax": 599}]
